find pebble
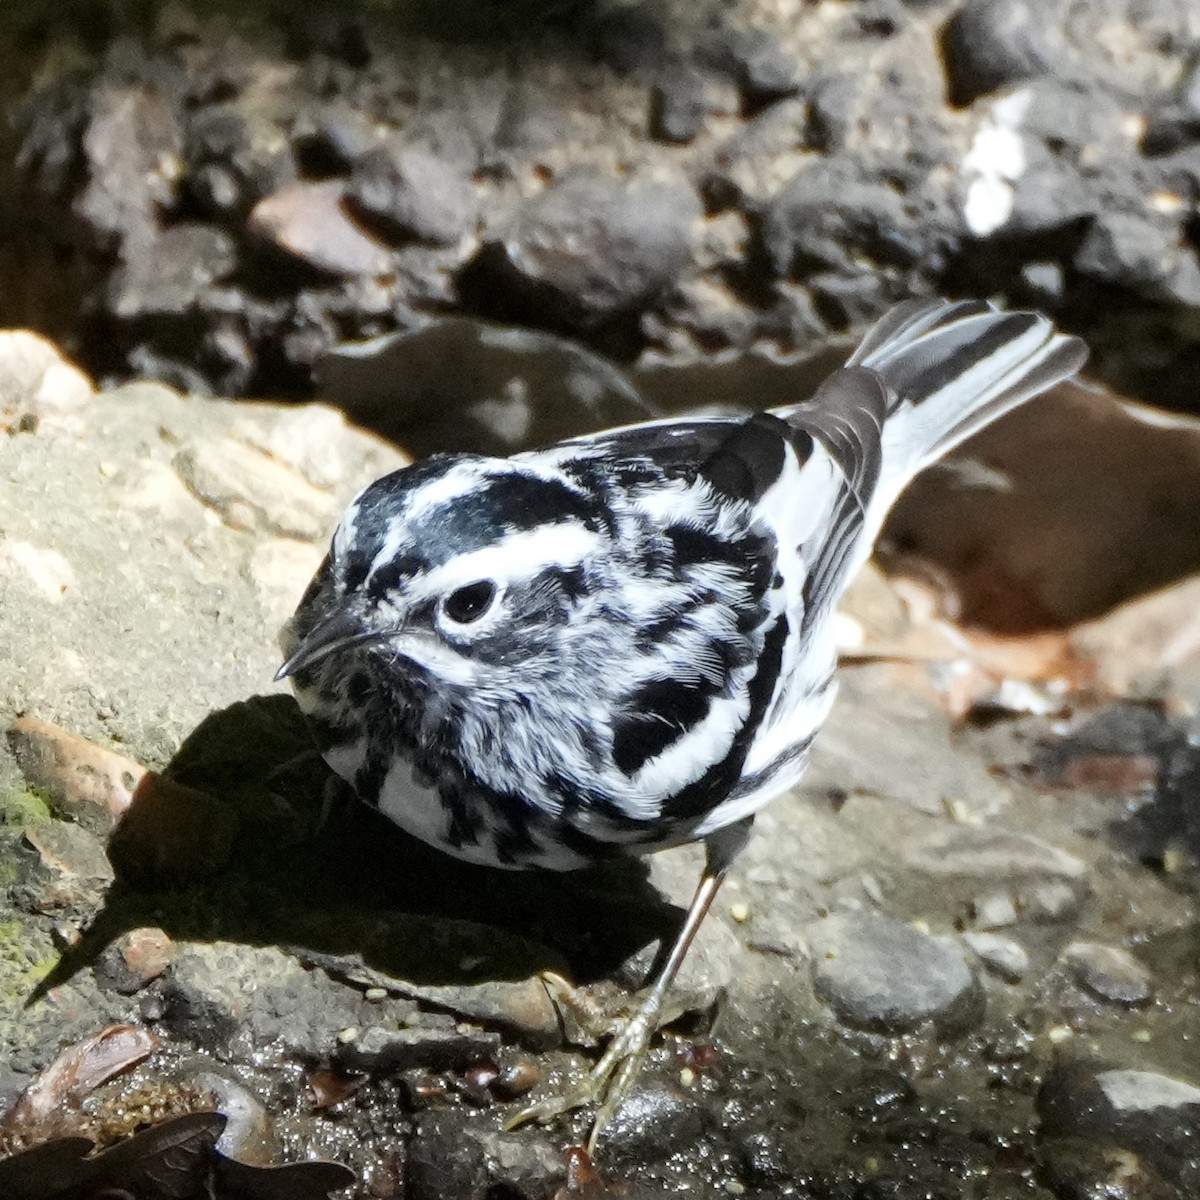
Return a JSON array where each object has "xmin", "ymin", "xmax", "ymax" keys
[
  {"xmin": 249, "ymin": 180, "xmax": 395, "ymax": 276},
  {"xmin": 941, "ymin": 0, "xmax": 1057, "ymax": 106},
  {"xmin": 970, "ymin": 890, "xmax": 1019, "ymax": 930},
  {"xmin": 95, "ymin": 927, "xmax": 175, "ymax": 994},
  {"xmin": 962, "ymin": 931, "xmax": 1029, "ymax": 983},
  {"xmin": 807, "ymin": 913, "xmax": 982, "ymax": 1034},
  {"xmin": 1063, "ymin": 942, "xmax": 1154, "ymax": 1005}
]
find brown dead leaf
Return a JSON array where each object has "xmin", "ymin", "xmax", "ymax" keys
[{"xmin": 0, "ymin": 1024, "xmax": 159, "ymax": 1137}]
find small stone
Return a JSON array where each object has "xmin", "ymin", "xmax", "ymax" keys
[
  {"xmin": 364, "ymin": 987, "xmax": 388, "ymax": 1002},
  {"xmin": 96, "ymin": 927, "xmax": 175, "ymax": 994},
  {"xmin": 603, "ymin": 1085, "xmax": 706, "ymax": 1166},
  {"xmin": 465, "ymin": 171, "xmax": 700, "ymax": 330},
  {"xmin": 807, "ymin": 913, "xmax": 982, "ymax": 1034},
  {"xmin": 334, "ymin": 1024, "xmax": 503, "ymax": 1075},
  {"xmin": 941, "ymin": 0, "xmax": 1058, "ymax": 106},
  {"xmin": 336, "ymin": 1027, "xmax": 358, "ymax": 1044},
  {"xmin": 249, "ymin": 180, "xmax": 394, "ymax": 276},
  {"xmin": 962, "ymin": 932, "xmax": 1029, "ymax": 983},
  {"xmin": 1064, "ymin": 942, "xmax": 1153, "ymax": 1005},
  {"xmin": 728, "ymin": 902, "xmax": 750, "ymax": 923},
  {"xmin": 1024, "ymin": 880, "xmax": 1080, "ymax": 922},
  {"xmin": 649, "ymin": 64, "xmax": 717, "ymax": 144},
  {"xmin": 346, "ymin": 145, "xmax": 475, "ymax": 246},
  {"xmin": 489, "ymin": 1059, "xmax": 539, "ymax": 1100},
  {"xmin": 971, "ymin": 890, "xmax": 1019, "ymax": 930},
  {"xmin": 7, "ymin": 716, "xmax": 146, "ymax": 836}
]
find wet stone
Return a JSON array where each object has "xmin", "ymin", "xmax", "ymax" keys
[
  {"xmin": 1064, "ymin": 942, "xmax": 1153, "ymax": 1005},
  {"xmin": 248, "ymin": 180, "xmax": 395, "ymax": 276},
  {"xmin": 1038, "ymin": 1060, "xmax": 1200, "ymax": 1194},
  {"xmin": 807, "ymin": 913, "xmax": 983, "ymax": 1034},
  {"xmin": 962, "ymin": 931, "xmax": 1029, "ymax": 984},
  {"xmin": 333, "ymin": 1021, "xmax": 501, "ymax": 1076},
  {"xmin": 603, "ymin": 1084, "xmax": 706, "ymax": 1167}
]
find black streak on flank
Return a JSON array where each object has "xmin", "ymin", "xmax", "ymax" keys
[{"xmin": 612, "ymin": 677, "xmax": 717, "ymax": 775}]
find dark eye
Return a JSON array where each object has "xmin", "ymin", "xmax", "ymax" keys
[{"xmin": 442, "ymin": 580, "xmax": 497, "ymax": 625}]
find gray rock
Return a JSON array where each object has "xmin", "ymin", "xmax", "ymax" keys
[
  {"xmin": 962, "ymin": 931, "xmax": 1029, "ymax": 983},
  {"xmin": 604, "ymin": 1084, "xmax": 706, "ymax": 1166},
  {"xmin": 1064, "ymin": 942, "xmax": 1153, "ymax": 1005},
  {"xmin": 649, "ymin": 64, "xmax": 714, "ymax": 145},
  {"xmin": 466, "ymin": 172, "xmax": 700, "ymax": 330},
  {"xmin": 109, "ymin": 224, "xmax": 237, "ymax": 318},
  {"xmin": 346, "ymin": 145, "xmax": 475, "ymax": 246},
  {"xmin": 941, "ymin": 0, "xmax": 1061, "ymax": 106},
  {"xmin": 333, "ymin": 1021, "xmax": 502, "ymax": 1075},
  {"xmin": 318, "ymin": 317, "xmax": 657, "ymax": 457},
  {"xmin": 807, "ymin": 913, "xmax": 982, "ymax": 1034},
  {"xmin": 1039, "ymin": 1060, "xmax": 1200, "ymax": 1195}
]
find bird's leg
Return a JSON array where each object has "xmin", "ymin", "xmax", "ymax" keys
[{"xmin": 507, "ymin": 820, "xmax": 751, "ymax": 1152}]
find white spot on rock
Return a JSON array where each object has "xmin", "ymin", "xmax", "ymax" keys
[{"xmin": 962, "ymin": 89, "xmax": 1032, "ymax": 236}]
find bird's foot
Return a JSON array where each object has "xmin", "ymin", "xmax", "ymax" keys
[{"xmin": 505, "ymin": 992, "xmax": 663, "ymax": 1153}]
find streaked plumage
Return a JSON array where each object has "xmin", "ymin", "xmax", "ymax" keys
[{"xmin": 279, "ymin": 299, "xmax": 1087, "ymax": 1145}]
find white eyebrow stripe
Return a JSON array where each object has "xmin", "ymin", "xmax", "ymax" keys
[{"xmin": 408, "ymin": 521, "xmax": 603, "ymax": 600}]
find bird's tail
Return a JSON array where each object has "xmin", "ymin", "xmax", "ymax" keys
[{"xmin": 852, "ymin": 298, "xmax": 1088, "ymax": 509}]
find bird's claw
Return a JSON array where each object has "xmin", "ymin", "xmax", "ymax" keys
[{"xmin": 504, "ymin": 1004, "xmax": 658, "ymax": 1153}]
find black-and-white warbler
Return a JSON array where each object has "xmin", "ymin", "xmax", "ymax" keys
[{"xmin": 278, "ymin": 299, "xmax": 1087, "ymax": 1146}]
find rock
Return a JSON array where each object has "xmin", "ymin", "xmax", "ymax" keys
[
  {"xmin": 807, "ymin": 913, "xmax": 982, "ymax": 1034},
  {"xmin": 332, "ymin": 1022, "xmax": 501, "ymax": 1075},
  {"xmin": 970, "ymin": 890, "xmax": 1019, "ymax": 931},
  {"xmin": 962, "ymin": 932, "xmax": 1029, "ymax": 983},
  {"xmin": 317, "ymin": 318, "xmax": 658, "ymax": 457},
  {"xmin": 248, "ymin": 181, "xmax": 395, "ymax": 276},
  {"xmin": 159, "ymin": 942, "xmax": 394, "ymax": 1059},
  {"xmin": 7, "ymin": 717, "xmax": 146, "ymax": 836},
  {"xmin": 1038, "ymin": 1060, "xmax": 1200, "ymax": 1195},
  {"xmin": 906, "ymin": 829, "xmax": 1087, "ymax": 880},
  {"xmin": 941, "ymin": 0, "xmax": 1060, "ymax": 106},
  {"xmin": 21, "ymin": 819, "xmax": 114, "ymax": 912},
  {"xmin": 0, "ymin": 332, "xmax": 93, "ymax": 430},
  {"xmin": 604, "ymin": 1085, "xmax": 706, "ymax": 1166},
  {"xmin": 1074, "ymin": 213, "xmax": 1181, "ymax": 289},
  {"xmin": 95, "ymin": 927, "xmax": 176, "ymax": 995},
  {"xmin": 108, "ymin": 224, "xmax": 237, "ymax": 318},
  {"xmin": 649, "ymin": 65, "xmax": 720, "ymax": 145},
  {"xmin": 404, "ymin": 1109, "xmax": 560, "ymax": 1200},
  {"xmin": 173, "ymin": 436, "xmax": 337, "ymax": 540},
  {"xmin": 464, "ymin": 172, "xmax": 700, "ymax": 331},
  {"xmin": 0, "ymin": 542, "xmax": 76, "ymax": 604},
  {"xmin": 346, "ymin": 145, "xmax": 475, "ymax": 246},
  {"xmin": 1063, "ymin": 942, "xmax": 1153, "ymax": 1006},
  {"xmin": 75, "ymin": 82, "xmax": 183, "ymax": 244},
  {"xmin": 698, "ymin": 27, "xmax": 802, "ymax": 106}
]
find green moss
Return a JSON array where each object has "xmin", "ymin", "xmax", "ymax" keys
[{"xmin": 0, "ymin": 788, "xmax": 51, "ymax": 828}]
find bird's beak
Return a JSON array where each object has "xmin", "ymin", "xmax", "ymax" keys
[{"xmin": 275, "ymin": 609, "xmax": 387, "ymax": 681}]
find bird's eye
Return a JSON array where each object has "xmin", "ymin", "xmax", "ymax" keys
[{"xmin": 441, "ymin": 580, "xmax": 498, "ymax": 625}]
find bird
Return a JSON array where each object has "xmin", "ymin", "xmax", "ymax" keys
[{"xmin": 276, "ymin": 298, "xmax": 1088, "ymax": 1149}]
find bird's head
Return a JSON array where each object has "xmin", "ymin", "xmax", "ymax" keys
[{"xmin": 278, "ymin": 455, "xmax": 610, "ymax": 697}]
